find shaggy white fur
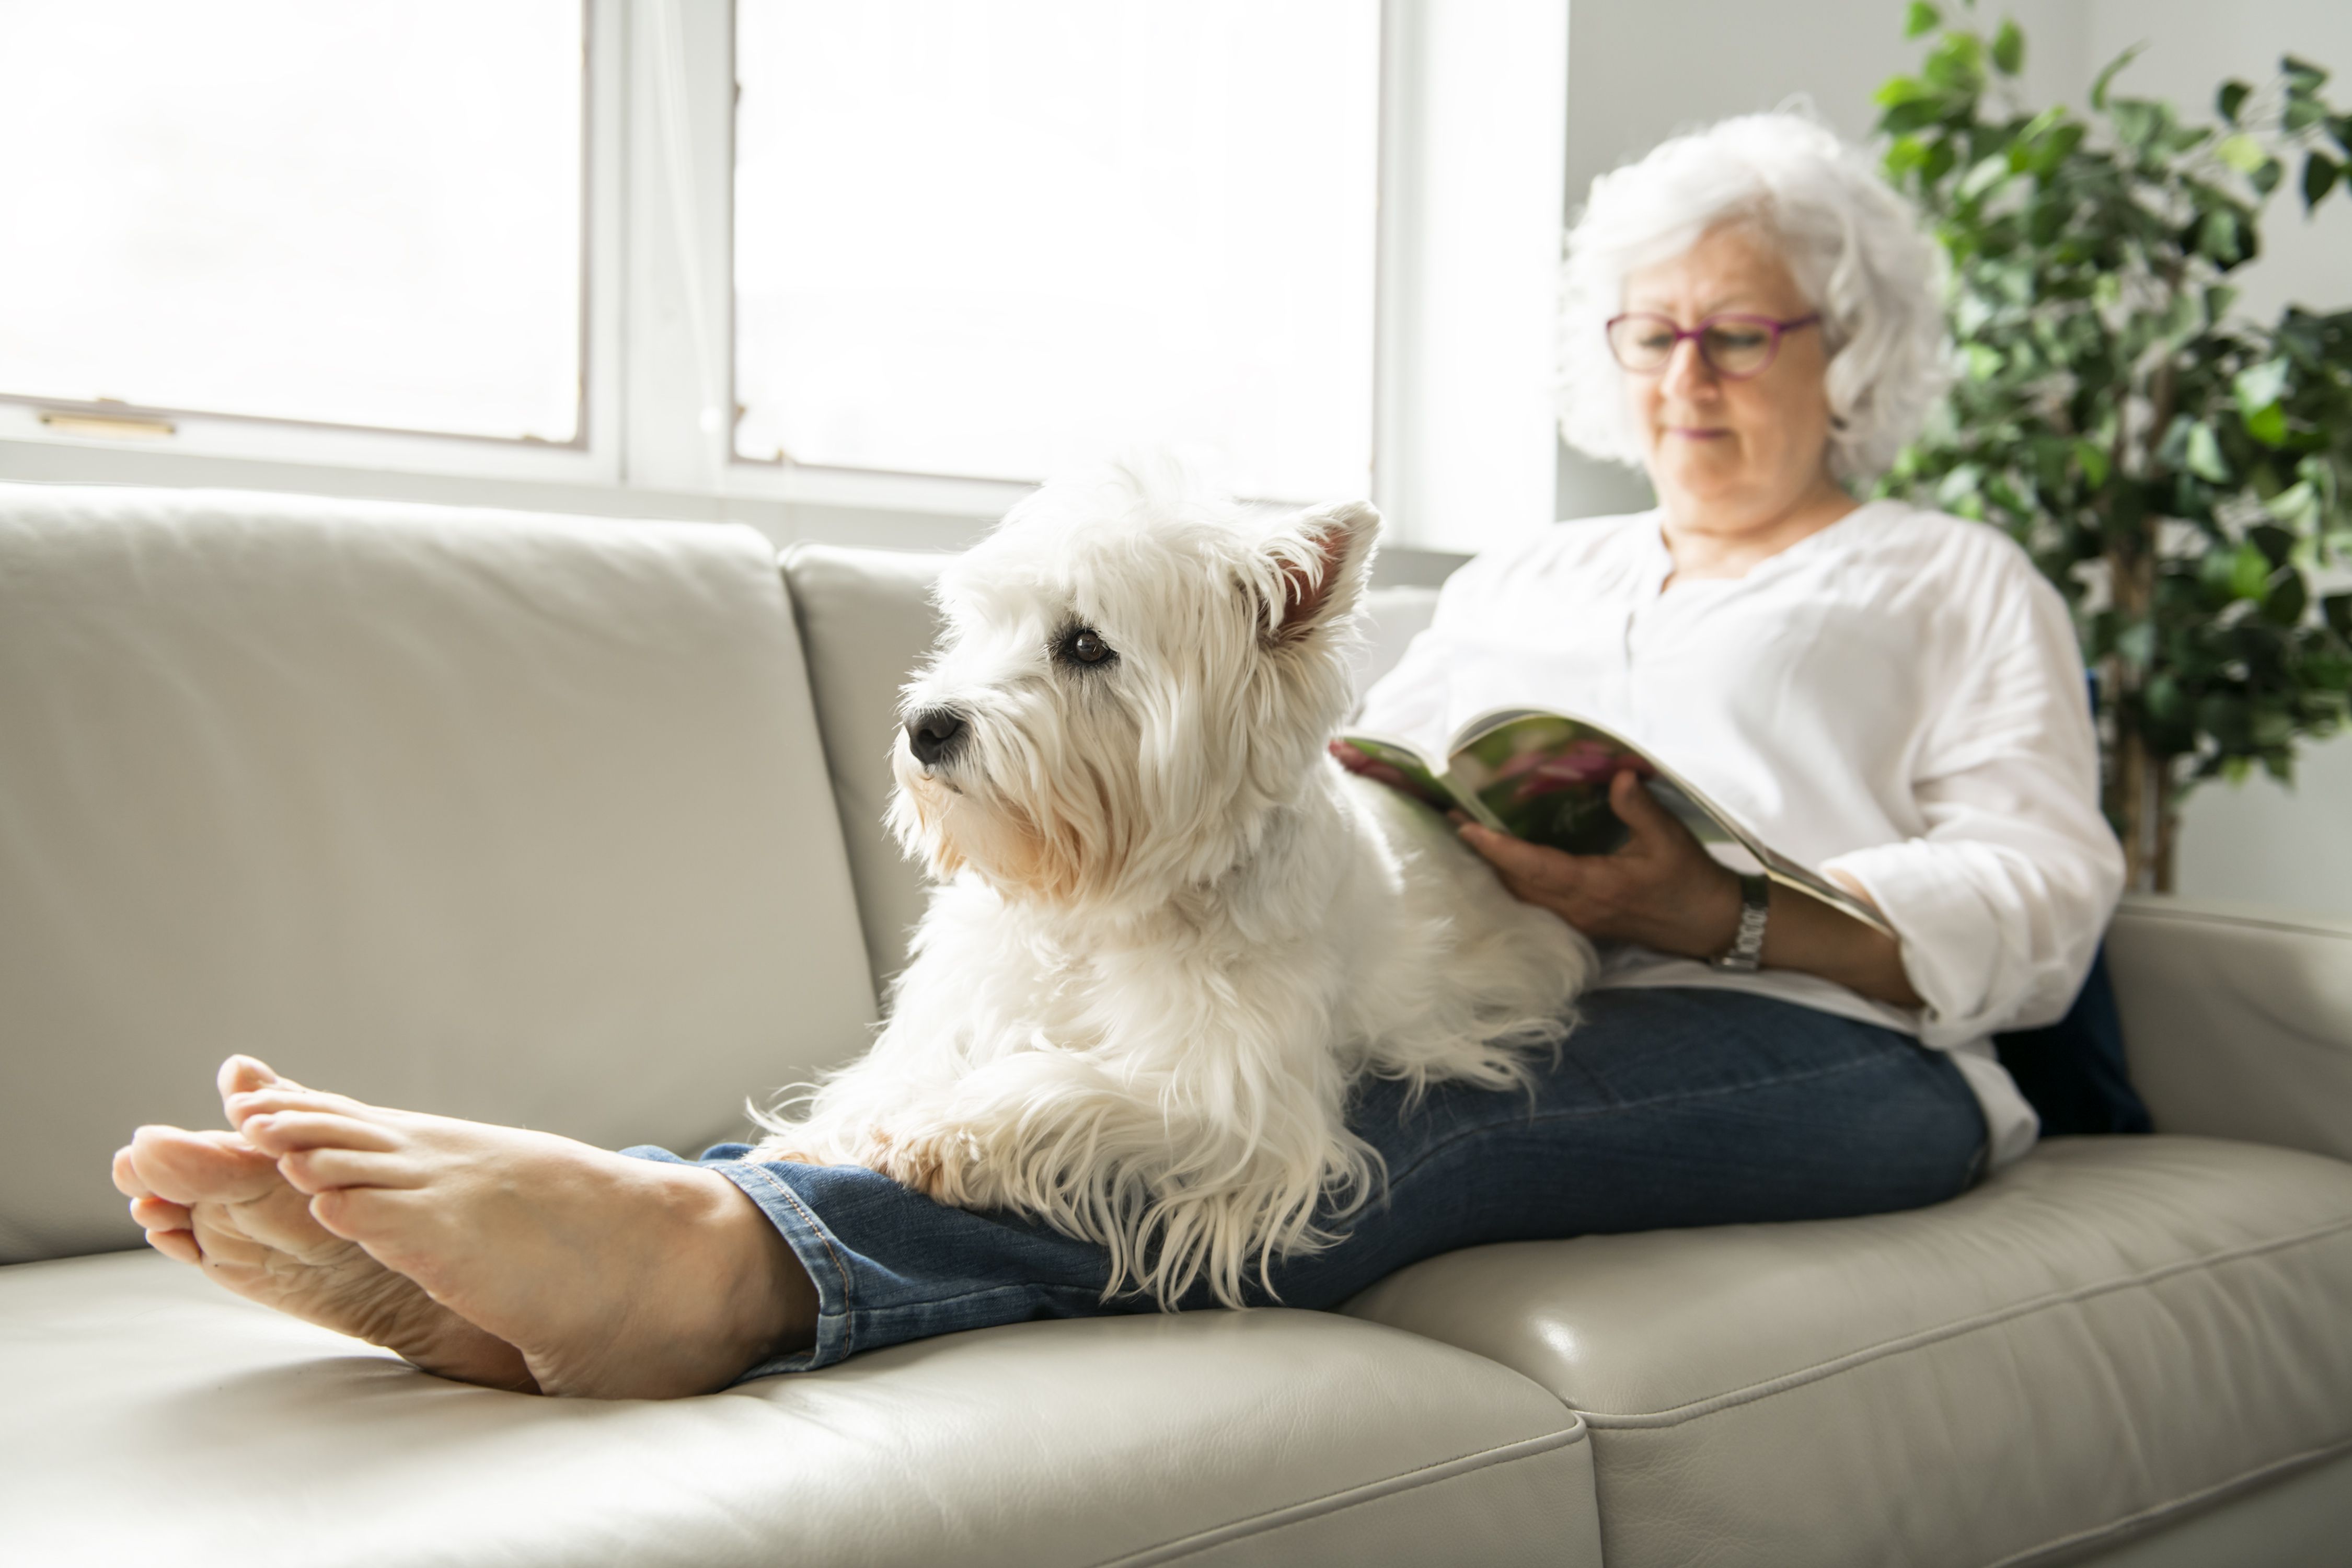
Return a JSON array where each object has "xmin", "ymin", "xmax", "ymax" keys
[{"xmin": 754, "ymin": 462, "xmax": 1596, "ymax": 1307}]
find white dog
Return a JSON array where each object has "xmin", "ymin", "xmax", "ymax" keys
[{"xmin": 755, "ymin": 464, "xmax": 1595, "ymax": 1307}]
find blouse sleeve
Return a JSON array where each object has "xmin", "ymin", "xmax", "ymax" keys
[{"xmin": 1820, "ymin": 558, "xmax": 2126, "ymax": 1047}]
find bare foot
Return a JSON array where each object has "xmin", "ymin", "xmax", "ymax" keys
[
  {"xmin": 112, "ymin": 1058, "xmax": 534, "ymax": 1390},
  {"xmin": 222, "ymin": 1070, "xmax": 818, "ymax": 1399}
]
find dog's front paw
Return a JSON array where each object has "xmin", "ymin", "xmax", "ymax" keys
[{"xmin": 863, "ymin": 1123, "xmax": 986, "ymax": 1204}]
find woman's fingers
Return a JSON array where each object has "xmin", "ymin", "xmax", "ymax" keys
[{"xmin": 1609, "ymin": 770, "xmax": 1690, "ymax": 850}]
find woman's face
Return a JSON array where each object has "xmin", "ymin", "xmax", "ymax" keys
[{"xmin": 1620, "ymin": 222, "xmax": 1835, "ymax": 529}]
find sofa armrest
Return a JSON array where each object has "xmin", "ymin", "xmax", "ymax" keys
[{"xmin": 2106, "ymin": 893, "xmax": 2352, "ymax": 1161}]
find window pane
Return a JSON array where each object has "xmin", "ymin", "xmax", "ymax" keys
[
  {"xmin": 734, "ymin": 1, "xmax": 1380, "ymax": 501},
  {"xmin": 0, "ymin": 1, "xmax": 584, "ymax": 443}
]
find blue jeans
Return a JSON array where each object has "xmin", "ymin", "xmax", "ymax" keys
[{"xmin": 627, "ymin": 988, "xmax": 1988, "ymax": 1376}]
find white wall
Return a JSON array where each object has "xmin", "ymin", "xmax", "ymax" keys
[{"xmin": 1555, "ymin": 0, "xmax": 2352, "ymax": 918}]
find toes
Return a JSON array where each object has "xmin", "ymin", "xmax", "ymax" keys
[
  {"xmin": 218, "ymin": 1054, "xmax": 291, "ymax": 1101},
  {"xmin": 146, "ymin": 1229, "xmax": 202, "ymax": 1265},
  {"xmin": 225, "ymin": 1086, "xmax": 372, "ymax": 1129},
  {"xmin": 129, "ymin": 1126, "xmax": 282, "ymax": 1206},
  {"xmin": 240, "ymin": 1110, "xmax": 399, "ymax": 1159},
  {"xmin": 129, "ymin": 1194, "xmax": 192, "ymax": 1232},
  {"xmin": 112, "ymin": 1145, "xmax": 153, "ymax": 1201},
  {"xmin": 276, "ymin": 1146, "xmax": 410, "ymax": 1195}
]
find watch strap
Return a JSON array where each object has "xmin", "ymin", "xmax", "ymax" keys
[{"xmin": 1713, "ymin": 872, "xmax": 1770, "ymax": 972}]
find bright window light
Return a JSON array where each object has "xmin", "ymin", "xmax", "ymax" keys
[
  {"xmin": 0, "ymin": 2, "xmax": 584, "ymax": 443},
  {"xmin": 734, "ymin": 1, "xmax": 1380, "ymax": 501}
]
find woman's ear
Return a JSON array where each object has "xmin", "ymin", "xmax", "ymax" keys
[{"xmin": 1265, "ymin": 500, "xmax": 1381, "ymax": 642}]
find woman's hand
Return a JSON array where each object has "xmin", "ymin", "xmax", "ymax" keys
[
  {"xmin": 1456, "ymin": 770, "xmax": 1924, "ymax": 1007},
  {"xmin": 1454, "ymin": 770, "xmax": 1742, "ymax": 959}
]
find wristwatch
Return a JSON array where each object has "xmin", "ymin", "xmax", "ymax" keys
[{"xmin": 1713, "ymin": 873, "xmax": 1770, "ymax": 972}]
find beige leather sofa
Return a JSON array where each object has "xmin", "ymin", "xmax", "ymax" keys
[{"xmin": 3, "ymin": 483, "xmax": 2347, "ymax": 1568}]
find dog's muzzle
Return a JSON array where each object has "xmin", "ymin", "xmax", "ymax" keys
[{"xmin": 905, "ymin": 708, "xmax": 969, "ymax": 768}]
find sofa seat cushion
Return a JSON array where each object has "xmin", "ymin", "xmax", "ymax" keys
[
  {"xmin": 1343, "ymin": 1136, "xmax": 2352, "ymax": 1568},
  {"xmin": 0, "ymin": 1252, "xmax": 1601, "ymax": 1568}
]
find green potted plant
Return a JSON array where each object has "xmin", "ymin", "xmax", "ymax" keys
[{"xmin": 1873, "ymin": 2, "xmax": 2352, "ymax": 890}]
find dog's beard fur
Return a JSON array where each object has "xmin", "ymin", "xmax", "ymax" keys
[{"xmin": 754, "ymin": 459, "xmax": 1595, "ymax": 1308}]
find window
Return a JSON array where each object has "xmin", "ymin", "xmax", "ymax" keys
[
  {"xmin": 0, "ymin": 1, "xmax": 585, "ymax": 444},
  {"xmin": 732, "ymin": 0, "xmax": 1380, "ymax": 502},
  {"xmin": 1, "ymin": 2, "xmax": 1568, "ymax": 553}
]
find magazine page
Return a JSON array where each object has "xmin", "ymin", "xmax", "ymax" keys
[
  {"xmin": 1332, "ymin": 732, "xmax": 1489, "ymax": 823},
  {"xmin": 1441, "ymin": 709, "xmax": 1894, "ymax": 937},
  {"xmin": 1441, "ymin": 711, "xmax": 1722, "ymax": 856}
]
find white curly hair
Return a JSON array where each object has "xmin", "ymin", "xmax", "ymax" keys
[{"xmin": 1557, "ymin": 111, "xmax": 1951, "ymax": 482}]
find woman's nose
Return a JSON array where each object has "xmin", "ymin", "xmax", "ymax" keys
[{"xmin": 1657, "ymin": 335, "xmax": 1717, "ymax": 401}]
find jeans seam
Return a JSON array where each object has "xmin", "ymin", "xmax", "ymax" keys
[
  {"xmin": 1380, "ymin": 1042, "xmax": 1956, "ymax": 1191},
  {"xmin": 859, "ymin": 1280, "xmax": 1125, "ymax": 1318},
  {"xmin": 728, "ymin": 1161, "xmax": 859, "ymax": 1361}
]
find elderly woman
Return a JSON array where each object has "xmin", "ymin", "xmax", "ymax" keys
[
  {"xmin": 110, "ymin": 113, "xmax": 2122, "ymax": 1398},
  {"xmin": 1355, "ymin": 110, "xmax": 2123, "ymax": 1176}
]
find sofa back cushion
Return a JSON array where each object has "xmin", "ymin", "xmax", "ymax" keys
[
  {"xmin": 780, "ymin": 539, "xmax": 1442, "ymax": 994},
  {"xmin": 0, "ymin": 484, "xmax": 877, "ymax": 1265}
]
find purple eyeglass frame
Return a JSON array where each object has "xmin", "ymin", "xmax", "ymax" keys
[{"xmin": 1605, "ymin": 311, "xmax": 1822, "ymax": 379}]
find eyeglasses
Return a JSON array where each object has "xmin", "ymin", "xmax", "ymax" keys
[{"xmin": 1605, "ymin": 312, "xmax": 1821, "ymax": 379}]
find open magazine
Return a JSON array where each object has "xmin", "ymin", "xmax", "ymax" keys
[{"xmin": 1340, "ymin": 708, "xmax": 1893, "ymax": 938}]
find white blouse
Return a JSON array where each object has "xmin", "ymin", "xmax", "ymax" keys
[{"xmin": 1356, "ymin": 499, "xmax": 2127, "ymax": 1167}]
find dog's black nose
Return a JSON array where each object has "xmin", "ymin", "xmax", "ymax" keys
[{"xmin": 905, "ymin": 709, "xmax": 968, "ymax": 767}]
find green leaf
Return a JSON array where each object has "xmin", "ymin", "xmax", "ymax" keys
[
  {"xmin": 2234, "ymin": 358, "xmax": 2291, "ymax": 417},
  {"xmin": 2217, "ymin": 132, "xmax": 2265, "ymax": 173},
  {"xmin": 2306, "ymin": 151, "xmax": 2342, "ymax": 210},
  {"xmin": 2244, "ymin": 403, "xmax": 2291, "ymax": 446},
  {"xmin": 2217, "ymin": 80, "xmax": 2252, "ymax": 124},
  {"xmin": 1964, "ymin": 342, "xmax": 2005, "ymax": 380},
  {"xmin": 2326, "ymin": 593, "xmax": 2352, "ymax": 639},
  {"xmin": 2197, "ymin": 206, "xmax": 2252, "ymax": 267},
  {"xmin": 1923, "ymin": 32, "xmax": 1986, "ymax": 95},
  {"xmin": 2229, "ymin": 540, "xmax": 2273, "ymax": 599},
  {"xmin": 2091, "ymin": 44, "xmax": 2144, "ymax": 112},
  {"xmin": 2333, "ymin": 116, "xmax": 2352, "ymax": 157},
  {"xmin": 2074, "ymin": 440, "xmax": 2112, "ymax": 488},
  {"xmin": 2251, "ymin": 158, "xmax": 2283, "ymax": 196},
  {"xmin": 2251, "ymin": 524, "xmax": 2293, "ymax": 566},
  {"xmin": 1992, "ymin": 18, "xmax": 2024, "ymax": 75},
  {"xmin": 1958, "ymin": 153, "xmax": 2011, "ymax": 200},
  {"xmin": 2268, "ymin": 480, "xmax": 2320, "ymax": 521},
  {"xmin": 1875, "ymin": 74, "xmax": 1931, "ymax": 107},
  {"xmin": 1904, "ymin": 1, "xmax": 1941, "ymax": 39},
  {"xmin": 2117, "ymin": 618, "xmax": 2157, "ymax": 670},
  {"xmin": 2185, "ymin": 422, "xmax": 2232, "ymax": 482},
  {"xmin": 2286, "ymin": 96, "xmax": 2325, "ymax": 133},
  {"xmin": 2281, "ymin": 54, "xmax": 2328, "ymax": 91},
  {"xmin": 1881, "ymin": 98, "xmax": 1951, "ymax": 137}
]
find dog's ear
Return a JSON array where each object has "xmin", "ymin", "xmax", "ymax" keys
[{"xmin": 1263, "ymin": 500, "xmax": 1381, "ymax": 643}]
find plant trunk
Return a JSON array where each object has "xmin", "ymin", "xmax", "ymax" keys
[
  {"xmin": 2107, "ymin": 721, "xmax": 2181, "ymax": 893},
  {"xmin": 2113, "ymin": 720, "xmax": 2150, "ymax": 891},
  {"xmin": 2153, "ymin": 783, "xmax": 2180, "ymax": 894}
]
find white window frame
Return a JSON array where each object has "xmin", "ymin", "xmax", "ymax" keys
[{"xmin": 0, "ymin": 0, "xmax": 1569, "ymax": 554}]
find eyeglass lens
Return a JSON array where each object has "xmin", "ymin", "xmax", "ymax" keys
[{"xmin": 1607, "ymin": 315, "xmax": 1780, "ymax": 377}]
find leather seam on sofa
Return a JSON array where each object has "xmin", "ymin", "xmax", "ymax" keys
[
  {"xmin": 1094, "ymin": 1420, "xmax": 1590, "ymax": 1568},
  {"xmin": 2113, "ymin": 898, "xmax": 2352, "ymax": 940},
  {"xmin": 1984, "ymin": 1434, "xmax": 2352, "ymax": 1568},
  {"xmin": 1576, "ymin": 1209, "xmax": 2352, "ymax": 1428}
]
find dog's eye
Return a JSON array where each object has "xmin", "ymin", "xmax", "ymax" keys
[{"xmin": 1059, "ymin": 628, "xmax": 1115, "ymax": 667}]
